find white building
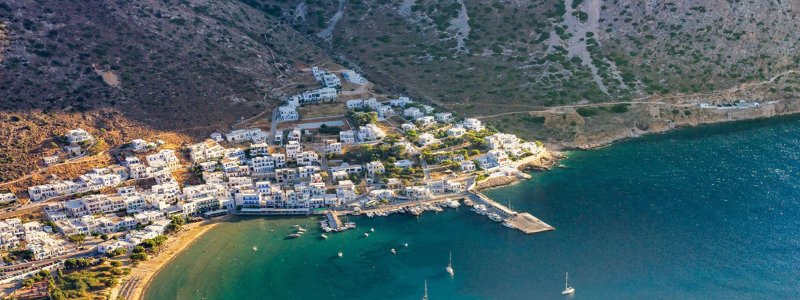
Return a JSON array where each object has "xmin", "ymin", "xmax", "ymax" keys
[
  {"xmin": 65, "ymin": 128, "xmax": 93, "ymax": 144},
  {"xmin": 226, "ymin": 128, "xmax": 265, "ymax": 143},
  {"xmin": 287, "ymin": 128, "xmax": 302, "ymax": 142},
  {"xmin": 417, "ymin": 133, "xmax": 439, "ymax": 147},
  {"xmin": 366, "ymin": 161, "xmax": 385, "ymax": 177},
  {"xmin": 290, "ymin": 87, "xmax": 338, "ymax": 105},
  {"xmin": 346, "ymin": 99, "xmax": 364, "ymax": 109},
  {"xmin": 324, "ymin": 139, "xmax": 343, "ymax": 155},
  {"xmin": 0, "ymin": 193, "xmax": 16, "ymax": 204},
  {"xmin": 188, "ymin": 140, "xmax": 225, "ymax": 163},
  {"xmin": 416, "ymin": 116, "xmax": 435, "ymax": 127},
  {"xmin": 146, "ymin": 149, "xmax": 180, "ymax": 170},
  {"xmin": 42, "ymin": 155, "xmax": 60, "ymax": 165},
  {"xmin": 394, "ymin": 159, "xmax": 414, "ymax": 169},
  {"xmin": 404, "ymin": 107, "xmax": 423, "ymax": 119},
  {"xmin": 278, "ymin": 105, "xmax": 299, "ymax": 121},
  {"xmin": 460, "ymin": 161, "xmax": 476, "ymax": 172},
  {"xmin": 339, "ymin": 130, "xmax": 357, "ymax": 144},
  {"xmin": 401, "ymin": 123, "xmax": 417, "ymax": 132},
  {"xmin": 389, "ymin": 97, "xmax": 413, "ymax": 107},
  {"xmin": 435, "ymin": 112, "xmax": 454, "ymax": 123},
  {"xmin": 322, "ymin": 73, "xmax": 341, "ymax": 88},
  {"xmin": 342, "ymin": 70, "xmax": 368, "ymax": 84},
  {"xmin": 358, "ymin": 124, "xmax": 386, "ymax": 142},
  {"xmin": 446, "ymin": 127, "xmax": 466, "ymax": 137},
  {"xmin": 463, "ymin": 118, "xmax": 484, "ymax": 131}
]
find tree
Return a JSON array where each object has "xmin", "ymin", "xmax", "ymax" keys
[
  {"xmin": 132, "ymin": 245, "xmax": 146, "ymax": 254},
  {"xmin": 130, "ymin": 252, "xmax": 148, "ymax": 262},
  {"xmin": 67, "ymin": 234, "xmax": 86, "ymax": 245}
]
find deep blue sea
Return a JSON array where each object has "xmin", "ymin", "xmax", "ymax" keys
[{"xmin": 146, "ymin": 116, "xmax": 800, "ymax": 299}]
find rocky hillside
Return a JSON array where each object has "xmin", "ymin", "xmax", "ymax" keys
[
  {"xmin": 262, "ymin": 0, "xmax": 800, "ymax": 116},
  {"xmin": 0, "ymin": 0, "xmax": 335, "ymax": 182},
  {"xmin": 0, "ymin": 0, "xmax": 333, "ymax": 132}
]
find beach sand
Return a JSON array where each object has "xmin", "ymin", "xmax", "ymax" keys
[{"xmin": 112, "ymin": 216, "xmax": 229, "ymax": 300}]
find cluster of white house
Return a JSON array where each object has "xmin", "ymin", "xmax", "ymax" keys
[
  {"xmin": 28, "ymin": 148, "xmax": 181, "ymax": 202},
  {"xmin": 0, "ymin": 219, "xmax": 68, "ymax": 261}
]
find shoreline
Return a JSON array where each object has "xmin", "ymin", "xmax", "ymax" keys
[{"xmin": 116, "ymin": 216, "xmax": 230, "ymax": 300}]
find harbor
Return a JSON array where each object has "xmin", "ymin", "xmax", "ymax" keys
[{"xmin": 336, "ymin": 191, "xmax": 554, "ymax": 236}]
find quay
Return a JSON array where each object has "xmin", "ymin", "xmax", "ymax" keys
[
  {"xmin": 325, "ymin": 211, "xmax": 343, "ymax": 230},
  {"xmin": 468, "ymin": 192, "xmax": 554, "ymax": 234}
]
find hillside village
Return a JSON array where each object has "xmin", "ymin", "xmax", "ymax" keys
[{"xmin": 0, "ymin": 66, "xmax": 551, "ymax": 298}]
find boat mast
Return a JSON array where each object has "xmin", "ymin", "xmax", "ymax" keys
[
  {"xmin": 565, "ymin": 272, "xmax": 569, "ymax": 289},
  {"xmin": 423, "ymin": 280, "xmax": 428, "ymax": 300},
  {"xmin": 449, "ymin": 251, "xmax": 452, "ymax": 268}
]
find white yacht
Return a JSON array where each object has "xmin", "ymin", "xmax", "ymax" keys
[
  {"xmin": 562, "ymin": 272, "xmax": 575, "ymax": 295},
  {"xmin": 488, "ymin": 212, "xmax": 503, "ymax": 222}
]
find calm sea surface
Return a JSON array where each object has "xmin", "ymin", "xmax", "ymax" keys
[{"xmin": 146, "ymin": 116, "xmax": 800, "ymax": 299}]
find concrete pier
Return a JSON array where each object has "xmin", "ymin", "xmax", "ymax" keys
[
  {"xmin": 325, "ymin": 211, "xmax": 343, "ymax": 230},
  {"xmin": 468, "ymin": 193, "xmax": 554, "ymax": 235}
]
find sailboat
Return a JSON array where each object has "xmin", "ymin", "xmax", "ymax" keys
[
  {"xmin": 422, "ymin": 280, "xmax": 429, "ymax": 300},
  {"xmin": 445, "ymin": 251, "xmax": 454, "ymax": 277},
  {"xmin": 561, "ymin": 272, "xmax": 575, "ymax": 295}
]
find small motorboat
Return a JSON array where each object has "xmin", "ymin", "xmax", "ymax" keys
[
  {"xmin": 370, "ymin": 227, "xmax": 375, "ymax": 232},
  {"xmin": 338, "ymin": 251, "xmax": 343, "ymax": 257},
  {"xmin": 289, "ymin": 233, "xmax": 302, "ymax": 238},
  {"xmin": 403, "ymin": 243, "xmax": 409, "ymax": 247},
  {"xmin": 252, "ymin": 246, "xmax": 258, "ymax": 251},
  {"xmin": 321, "ymin": 234, "xmax": 328, "ymax": 239},
  {"xmin": 391, "ymin": 248, "xmax": 397, "ymax": 255},
  {"xmin": 364, "ymin": 232, "xmax": 370, "ymax": 237}
]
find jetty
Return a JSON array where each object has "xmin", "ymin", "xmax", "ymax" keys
[
  {"xmin": 468, "ymin": 193, "xmax": 554, "ymax": 235},
  {"xmin": 325, "ymin": 211, "xmax": 343, "ymax": 230}
]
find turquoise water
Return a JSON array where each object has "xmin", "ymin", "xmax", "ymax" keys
[{"xmin": 146, "ymin": 116, "xmax": 800, "ymax": 299}]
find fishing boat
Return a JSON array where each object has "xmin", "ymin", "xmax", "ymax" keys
[
  {"xmin": 488, "ymin": 212, "xmax": 503, "ymax": 222},
  {"xmin": 321, "ymin": 233, "xmax": 328, "ymax": 239},
  {"xmin": 338, "ymin": 251, "xmax": 343, "ymax": 257},
  {"xmin": 391, "ymin": 248, "xmax": 397, "ymax": 255},
  {"xmin": 446, "ymin": 251, "xmax": 454, "ymax": 277},
  {"xmin": 562, "ymin": 272, "xmax": 575, "ymax": 295}
]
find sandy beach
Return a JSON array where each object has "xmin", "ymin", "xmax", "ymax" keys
[{"xmin": 112, "ymin": 216, "xmax": 230, "ymax": 300}]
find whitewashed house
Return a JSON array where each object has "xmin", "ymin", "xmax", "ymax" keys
[
  {"xmin": 366, "ymin": 161, "xmax": 385, "ymax": 177},
  {"xmin": 404, "ymin": 107, "xmax": 423, "ymax": 119},
  {"xmin": 358, "ymin": 124, "xmax": 386, "ymax": 142},
  {"xmin": 389, "ymin": 97, "xmax": 413, "ymax": 107},
  {"xmin": 278, "ymin": 105, "xmax": 299, "ymax": 121},
  {"xmin": 290, "ymin": 87, "xmax": 337, "ymax": 105},
  {"xmin": 417, "ymin": 133, "xmax": 439, "ymax": 147},
  {"xmin": 342, "ymin": 70, "xmax": 368, "ymax": 84},
  {"xmin": 226, "ymin": 128, "xmax": 264, "ymax": 143},
  {"xmin": 446, "ymin": 127, "xmax": 466, "ymax": 137},
  {"xmin": 463, "ymin": 118, "xmax": 484, "ymax": 131},
  {"xmin": 324, "ymin": 139, "xmax": 343, "ymax": 155},
  {"xmin": 394, "ymin": 159, "xmax": 414, "ymax": 169},
  {"xmin": 65, "ymin": 128, "xmax": 93, "ymax": 144},
  {"xmin": 346, "ymin": 99, "xmax": 364, "ymax": 109},
  {"xmin": 435, "ymin": 112, "xmax": 454, "ymax": 123},
  {"xmin": 322, "ymin": 73, "xmax": 341, "ymax": 87},
  {"xmin": 460, "ymin": 161, "xmax": 476, "ymax": 172},
  {"xmin": 339, "ymin": 130, "xmax": 356, "ymax": 144},
  {"xmin": 401, "ymin": 123, "xmax": 417, "ymax": 132}
]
